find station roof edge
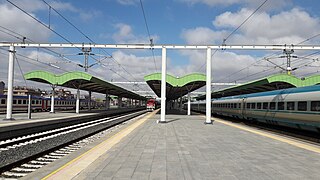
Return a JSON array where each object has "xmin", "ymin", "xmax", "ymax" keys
[{"xmin": 24, "ymin": 70, "xmax": 146, "ymax": 100}]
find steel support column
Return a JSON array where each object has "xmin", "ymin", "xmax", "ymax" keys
[
  {"xmin": 50, "ymin": 86, "xmax": 55, "ymax": 113},
  {"xmin": 187, "ymin": 92, "xmax": 191, "ymax": 116},
  {"xmin": 76, "ymin": 89, "xmax": 80, "ymax": 114},
  {"xmin": 105, "ymin": 93, "xmax": 109, "ymax": 110},
  {"xmin": 205, "ymin": 47, "xmax": 212, "ymax": 124},
  {"xmin": 160, "ymin": 47, "xmax": 166, "ymax": 123},
  {"xmin": 118, "ymin": 96, "xmax": 122, "ymax": 108},
  {"xmin": 88, "ymin": 91, "xmax": 91, "ymax": 111},
  {"xmin": 4, "ymin": 45, "xmax": 15, "ymax": 120}
]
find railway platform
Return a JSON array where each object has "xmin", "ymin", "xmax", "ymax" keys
[{"xmin": 25, "ymin": 109, "xmax": 320, "ymax": 180}]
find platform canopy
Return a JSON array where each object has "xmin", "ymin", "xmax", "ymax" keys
[
  {"xmin": 144, "ymin": 73, "xmax": 206, "ymax": 100},
  {"xmin": 24, "ymin": 70, "xmax": 146, "ymax": 100},
  {"xmin": 197, "ymin": 73, "xmax": 320, "ymax": 100}
]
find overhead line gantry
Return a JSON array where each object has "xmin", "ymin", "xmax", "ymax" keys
[{"xmin": 2, "ymin": 42, "xmax": 320, "ymax": 124}]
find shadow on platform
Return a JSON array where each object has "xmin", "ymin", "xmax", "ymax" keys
[{"xmin": 156, "ymin": 109, "xmax": 197, "ymax": 115}]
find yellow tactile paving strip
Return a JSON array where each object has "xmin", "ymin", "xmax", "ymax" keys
[
  {"xmin": 208, "ymin": 116, "xmax": 320, "ymax": 154},
  {"xmin": 42, "ymin": 110, "xmax": 159, "ymax": 180}
]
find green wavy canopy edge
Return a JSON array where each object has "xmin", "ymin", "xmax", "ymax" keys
[
  {"xmin": 24, "ymin": 70, "xmax": 92, "ymax": 85},
  {"xmin": 214, "ymin": 73, "xmax": 320, "ymax": 93},
  {"xmin": 144, "ymin": 73, "xmax": 206, "ymax": 87}
]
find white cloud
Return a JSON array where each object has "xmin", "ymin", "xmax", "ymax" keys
[
  {"xmin": 213, "ymin": 8, "xmax": 320, "ymax": 44},
  {"xmin": 181, "ymin": 27, "xmax": 227, "ymax": 44},
  {"xmin": 177, "ymin": 0, "xmax": 291, "ymax": 10},
  {"xmin": 112, "ymin": 23, "xmax": 159, "ymax": 43},
  {"xmin": 179, "ymin": 7, "xmax": 320, "ymax": 84},
  {"xmin": 116, "ymin": 0, "xmax": 138, "ymax": 6},
  {"xmin": 0, "ymin": 3, "xmax": 51, "ymax": 42}
]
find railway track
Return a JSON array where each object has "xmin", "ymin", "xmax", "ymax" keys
[{"xmin": 0, "ymin": 110, "xmax": 147, "ymax": 179}]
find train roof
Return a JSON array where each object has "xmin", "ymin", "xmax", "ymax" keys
[
  {"xmin": 0, "ymin": 95, "xmax": 43, "ymax": 99},
  {"xmin": 214, "ymin": 85, "xmax": 320, "ymax": 100}
]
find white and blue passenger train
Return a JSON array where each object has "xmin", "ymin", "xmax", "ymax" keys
[{"xmin": 189, "ymin": 85, "xmax": 320, "ymax": 133}]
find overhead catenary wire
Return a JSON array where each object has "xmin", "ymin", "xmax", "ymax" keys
[
  {"xmin": 216, "ymin": 30, "xmax": 320, "ymax": 84},
  {"xmin": 198, "ymin": 0, "xmax": 269, "ymax": 73},
  {"xmin": 223, "ymin": 0, "xmax": 269, "ymax": 43},
  {"xmin": 139, "ymin": 0, "xmax": 158, "ymax": 72},
  {"xmin": 40, "ymin": 0, "xmax": 141, "ymax": 83},
  {"xmin": 15, "ymin": 56, "xmax": 28, "ymax": 87},
  {"xmin": 6, "ymin": 0, "xmax": 144, "ymax": 94}
]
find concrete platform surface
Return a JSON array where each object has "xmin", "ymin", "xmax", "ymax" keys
[{"xmin": 33, "ymin": 111, "xmax": 320, "ymax": 179}]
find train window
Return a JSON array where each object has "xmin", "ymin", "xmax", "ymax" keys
[
  {"xmin": 13, "ymin": 100, "xmax": 17, "ymax": 104},
  {"xmin": 257, "ymin": 103, "xmax": 261, "ymax": 109},
  {"xmin": 298, "ymin": 101, "xmax": 307, "ymax": 111},
  {"xmin": 233, "ymin": 103, "xmax": 237, "ymax": 108},
  {"xmin": 18, "ymin": 100, "xmax": 22, "ymax": 104},
  {"xmin": 286, "ymin": 102, "xmax": 295, "ymax": 110},
  {"xmin": 263, "ymin": 102, "xmax": 268, "ymax": 109},
  {"xmin": 278, "ymin": 102, "xmax": 284, "ymax": 110},
  {"xmin": 1, "ymin": 99, "xmax": 5, "ymax": 104},
  {"xmin": 23, "ymin": 100, "xmax": 26, "ymax": 104},
  {"xmin": 311, "ymin": 101, "xmax": 320, "ymax": 111},
  {"xmin": 270, "ymin": 102, "xmax": 276, "ymax": 110},
  {"xmin": 32, "ymin": 100, "xmax": 35, "ymax": 104},
  {"xmin": 238, "ymin": 103, "xmax": 241, "ymax": 109},
  {"xmin": 251, "ymin": 103, "xmax": 256, "ymax": 109}
]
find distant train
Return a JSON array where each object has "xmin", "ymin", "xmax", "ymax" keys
[
  {"xmin": 187, "ymin": 85, "xmax": 320, "ymax": 133},
  {"xmin": 0, "ymin": 95, "xmax": 97, "ymax": 113},
  {"xmin": 146, "ymin": 98, "xmax": 160, "ymax": 111}
]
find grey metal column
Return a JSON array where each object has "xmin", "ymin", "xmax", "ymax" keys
[
  {"xmin": 179, "ymin": 97, "xmax": 182, "ymax": 111},
  {"xmin": 88, "ymin": 91, "xmax": 91, "ymax": 111},
  {"xmin": 187, "ymin": 92, "xmax": 191, "ymax": 115},
  {"xmin": 160, "ymin": 47, "xmax": 166, "ymax": 123},
  {"xmin": 105, "ymin": 93, "xmax": 109, "ymax": 110},
  {"xmin": 50, "ymin": 86, "xmax": 55, "ymax": 113},
  {"xmin": 205, "ymin": 47, "xmax": 212, "ymax": 124},
  {"xmin": 5, "ymin": 45, "xmax": 15, "ymax": 120},
  {"xmin": 27, "ymin": 94, "xmax": 31, "ymax": 119},
  {"xmin": 118, "ymin": 96, "xmax": 122, "ymax": 108},
  {"xmin": 76, "ymin": 89, "xmax": 80, "ymax": 114}
]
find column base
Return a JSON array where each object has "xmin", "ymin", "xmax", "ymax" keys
[
  {"xmin": 3, "ymin": 118, "xmax": 15, "ymax": 121},
  {"xmin": 157, "ymin": 120, "xmax": 167, "ymax": 124},
  {"xmin": 204, "ymin": 121, "xmax": 213, "ymax": 125},
  {"xmin": 49, "ymin": 111, "xmax": 55, "ymax": 114}
]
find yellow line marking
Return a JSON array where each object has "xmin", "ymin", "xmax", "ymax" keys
[
  {"xmin": 203, "ymin": 116, "xmax": 320, "ymax": 154},
  {"xmin": 42, "ymin": 110, "xmax": 159, "ymax": 180}
]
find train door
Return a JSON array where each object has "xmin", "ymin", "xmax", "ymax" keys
[
  {"xmin": 41, "ymin": 99, "xmax": 45, "ymax": 111},
  {"xmin": 241, "ymin": 98, "xmax": 246, "ymax": 119}
]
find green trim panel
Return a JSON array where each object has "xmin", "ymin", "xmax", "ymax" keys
[
  {"xmin": 217, "ymin": 74, "xmax": 320, "ymax": 93},
  {"xmin": 144, "ymin": 73, "xmax": 206, "ymax": 87},
  {"xmin": 24, "ymin": 71, "xmax": 92, "ymax": 85}
]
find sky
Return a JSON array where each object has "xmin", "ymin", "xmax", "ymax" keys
[{"xmin": 1, "ymin": 0, "xmax": 320, "ymax": 98}]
